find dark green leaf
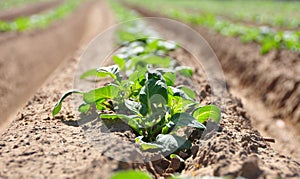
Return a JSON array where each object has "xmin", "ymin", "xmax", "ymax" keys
[
  {"xmin": 100, "ymin": 113, "xmax": 141, "ymax": 133},
  {"xmin": 139, "ymin": 78, "xmax": 168, "ymax": 115},
  {"xmin": 155, "ymin": 134, "xmax": 191, "ymax": 152},
  {"xmin": 170, "ymin": 112, "xmax": 206, "ymax": 129},
  {"xmin": 52, "ymin": 90, "xmax": 82, "ymax": 116},
  {"xmin": 170, "ymin": 154, "xmax": 184, "ymax": 162},
  {"xmin": 192, "ymin": 105, "xmax": 221, "ymax": 123}
]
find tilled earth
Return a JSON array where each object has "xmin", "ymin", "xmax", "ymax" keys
[
  {"xmin": 0, "ymin": 1, "xmax": 300, "ymax": 179},
  {"xmin": 1, "ymin": 46, "xmax": 299, "ymax": 178}
]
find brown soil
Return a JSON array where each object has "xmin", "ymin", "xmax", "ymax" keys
[
  {"xmin": 0, "ymin": 0, "xmax": 117, "ymax": 178},
  {"xmin": 0, "ymin": 1, "xmax": 300, "ymax": 179},
  {"xmin": 0, "ymin": 1, "xmax": 96, "ymax": 132},
  {"xmin": 128, "ymin": 4, "xmax": 300, "ymax": 162},
  {"xmin": 0, "ymin": 0, "xmax": 62, "ymax": 21}
]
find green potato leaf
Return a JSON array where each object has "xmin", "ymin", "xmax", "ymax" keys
[
  {"xmin": 78, "ymin": 103, "xmax": 91, "ymax": 114},
  {"xmin": 175, "ymin": 66, "xmax": 193, "ymax": 77},
  {"xmin": 155, "ymin": 134, "xmax": 191, "ymax": 152},
  {"xmin": 163, "ymin": 72, "xmax": 176, "ymax": 86},
  {"xmin": 84, "ymin": 84, "xmax": 120, "ymax": 103},
  {"xmin": 80, "ymin": 65, "xmax": 121, "ymax": 82},
  {"xmin": 110, "ymin": 170, "xmax": 152, "ymax": 179},
  {"xmin": 52, "ymin": 90, "xmax": 83, "ymax": 116},
  {"xmin": 100, "ymin": 113, "xmax": 141, "ymax": 133},
  {"xmin": 192, "ymin": 105, "xmax": 221, "ymax": 123},
  {"xmin": 112, "ymin": 55, "xmax": 126, "ymax": 69},
  {"xmin": 177, "ymin": 85, "xmax": 196, "ymax": 100}
]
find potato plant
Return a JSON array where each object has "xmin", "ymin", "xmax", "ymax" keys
[{"xmin": 53, "ymin": 2, "xmax": 221, "ymax": 155}]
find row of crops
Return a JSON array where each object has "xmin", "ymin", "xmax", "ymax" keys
[
  {"xmin": 0, "ymin": 0, "xmax": 50, "ymax": 10},
  {"xmin": 53, "ymin": 1, "xmax": 221, "ymax": 178},
  {"xmin": 0, "ymin": 0, "xmax": 81, "ymax": 32},
  {"xmin": 133, "ymin": 0, "xmax": 300, "ymax": 29},
  {"xmin": 127, "ymin": 0, "xmax": 300, "ymax": 54}
]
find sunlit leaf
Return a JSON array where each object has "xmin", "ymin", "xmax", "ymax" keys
[{"xmin": 192, "ymin": 105, "xmax": 221, "ymax": 123}]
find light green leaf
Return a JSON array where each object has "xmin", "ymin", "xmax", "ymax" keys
[
  {"xmin": 170, "ymin": 154, "xmax": 184, "ymax": 162},
  {"xmin": 80, "ymin": 69, "xmax": 98, "ymax": 79},
  {"xmin": 192, "ymin": 105, "xmax": 221, "ymax": 123},
  {"xmin": 175, "ymin": 66, "xmax": 193, "ymax": 77},
  {"xmin": 97, "ymin": 65, "xmax": 121, "ymax": 81},
  {"xmin": 110, "ymin": 170, "xmax": 152, "ymax": 179},
  {"xmin": 52, "ymin": 90, "xmax": 82, "ymax": 116},
  {"xmin": 178, "ymin": 85, "xmax": 196, "ymax": 100},
  {"xmin": 135, "ymin": 136, "xmax": 163, "ymax": 151},
  {"xmin": 139, "ymin": 78, "xmax": 168, "ymax": 116},
  {"xmin": 129, "ymin": 55, "xmax": 171, "ymax": 70},
  {"xmin": 78, "ymin": 103, "xmax": 90, "ymax": 114},
  {"xmin": 170, "ymin": 112, "xmax": 206, "ymax": 129},
  {"xmin": 84, "ymin": 84, "xmax": 119, "ymax": 103},
  {"xmin": 112, "ymin": 55, "xmax": 126, "ymax": 69},
  {"xmin": 155, "ymin": 134, "xmax": 191, "ymax": 152},
  {"xmin": 163, "ymin": 72, "xmax": 176, "ymax": 86}
]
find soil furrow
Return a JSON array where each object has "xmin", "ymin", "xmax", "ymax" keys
[
  {"xmin": 0, "ymin": 1, "xmax": 95, "ymax": 132},
  {"xmin": 0, "ymin": 1, "xmax": 300, "ymax": 179},
  {"xmin": 126, "ymin": 4, "xmax": 300, "ymax": 162},
  {"xmin": 128, "ymin": 4, "xmax": 300, "ymax": 130}
]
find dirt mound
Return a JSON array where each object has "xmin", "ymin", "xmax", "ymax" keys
[
  {"xmin": 1, "ymin": 48, "xmax": 299, "ymax": 179},
  {"xmin": 128, "ymin": 4, "xmax": 300, "ymax": 162},
  {"xmin": 0, "ymin": 1, "xmax": 97, "ymax": 131},
  {"xmin": 128, "ymin": 4, "xmax": 300, "ymax": 130}
]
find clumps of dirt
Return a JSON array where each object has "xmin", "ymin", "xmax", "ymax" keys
[
  {"xmin": 129, "ymin": 3, "xmax": 300, "ymax": 133},
  {"xmin": 172, "ymin": 49, "xmax": 300, "ymax": 178},
  {"xmin": 1, "ymin": 5, "xmax": 300, "ymax": 178},
  {"xmin": 215, "ymin": 41, "xmax": 300, "ymax": 128}
]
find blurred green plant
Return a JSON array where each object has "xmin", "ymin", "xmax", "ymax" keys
[{"xmin": 0, "ymin": 0, "xmax": 81, "ymax": 32}]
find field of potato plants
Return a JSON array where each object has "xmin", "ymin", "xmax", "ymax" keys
[{"xmin": 0, "ymin": 0, "xmax": 299, "ymax": 179}]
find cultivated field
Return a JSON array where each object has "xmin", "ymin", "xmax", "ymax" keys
[{"xmin": 0, "ymin": 0, "xmax": 299, "ymax": 178}]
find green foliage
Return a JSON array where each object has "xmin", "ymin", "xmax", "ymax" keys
[
  {"xmin": 53, "ymin": 1, "xmax": 221, "ymax": 157},
  {"xmin": 110, "ymin": 170, "xmax": 152, "ymax": 179},
  {"xmin": 193, "ymin": 105, "xmax": 221, "ymax": 123},
  {"xmin": 0, "ymin": 0, "xmax": 48, "ymax": 10},
  {"xmin": 52, "ymin": 90, "xmax": 82, "ymax": 116},
  {"xmin": 127, "ymin": 0, "xmax": 300, "ymax": 54},
  {"xmin": 169, "ymin": 11, "xmax": 300, "ymax": 53},
  {"xmin": 0, "ymin": 0, "xmax": 81, "ymax": 32}
]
